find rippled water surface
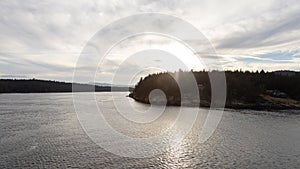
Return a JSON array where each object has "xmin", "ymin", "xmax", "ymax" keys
[{"xmin": 0, "ymin": 93, "xmax": 300, "ymax": 168}]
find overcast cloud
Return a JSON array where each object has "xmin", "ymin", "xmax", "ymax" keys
[{"xmin": 0, "ymin": 0, "xmax": 299, "ymax": 83}]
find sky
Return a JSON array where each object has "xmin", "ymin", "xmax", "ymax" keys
[{"xmin": 1, "ymin": 0, "xmax": 300, "ymax": 84}]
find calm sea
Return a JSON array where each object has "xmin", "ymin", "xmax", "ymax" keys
[{"xmin": 0, "ymin": 93, "xmax": 300, "ymax": 168}]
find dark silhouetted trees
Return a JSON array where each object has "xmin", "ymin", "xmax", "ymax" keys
[
  {"xmin": 0, "ymin": 79, "xmax": 129, "ymax": 93},
  {"xmin": 129, "ymin": 70, "xmax": 300, "ymax": 107}
]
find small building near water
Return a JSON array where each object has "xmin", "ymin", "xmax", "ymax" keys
[{"xmin": 266, "ymin": 90, "xmax": 288, "ymax": 98}]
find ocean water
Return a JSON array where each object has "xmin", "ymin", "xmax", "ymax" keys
[{"xmin": 0, "ymin": 93, "xmax": 300, "ymax": 168}]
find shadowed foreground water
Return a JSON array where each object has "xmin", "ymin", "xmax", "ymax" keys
[{"xmin": 0, "ymin": 93, "xmax": 300, "ymax": 168}]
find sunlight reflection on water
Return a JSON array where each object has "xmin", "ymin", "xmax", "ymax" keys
[{"xmin": 0, "ymin": 93, "xmax": 300, "ymax": 168}]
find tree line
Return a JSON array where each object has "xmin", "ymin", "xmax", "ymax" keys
[
  {"xmin": 0, "ymin": 79, "xmax": 129, "ymax": 93},
  {"xmin": 130, "ymin": 70, "xmax": 300, "ymax": 106}
]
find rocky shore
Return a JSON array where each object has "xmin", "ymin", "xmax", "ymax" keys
[{"xmin": 129, "ymin": 93, "xmax": 300, "ymax": 111}]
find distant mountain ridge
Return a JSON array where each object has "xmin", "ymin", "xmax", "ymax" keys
[
  {"xmin": 0, "ymin": 75, "xmax": 30, "ymax": 79},
  {"xmin": 273, "ymin": 70, "xmax": 299, "ymax": 76},
  {"xmin": 90, "ymin": 82, "xmax": 133, "ymax": 88}
]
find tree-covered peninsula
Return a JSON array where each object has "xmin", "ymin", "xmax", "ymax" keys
[{"xmin": 129, "ymin": 70, "xmax": 300, "ymax": 110}]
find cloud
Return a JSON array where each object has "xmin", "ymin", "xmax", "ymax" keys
[
  {"xmin": 0, "ymin": 0, "xmax": 299, "ymax": 83},
  {"xmin": 216, "ymin": 10, "xmax": 300, "ymax": 49}
]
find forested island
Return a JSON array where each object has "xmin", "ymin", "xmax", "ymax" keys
[
  {"xmin": 0, "ymin": 79, "xmax": 130, "ymax": 93},
  {"xmin": 129, "ymin": 70, "xmax": 300, "ymax": 110}
]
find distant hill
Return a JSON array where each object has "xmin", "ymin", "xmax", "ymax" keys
[
  {"xmin": 91, "ymin": 82, "xmax": 133, "ymax": 88},
  {"xmin": 92, "ymin": 82, "xmax": 112, "ymax": 87},
  {"xmin": 0, "ymin": 75, "xmax": 30, "ymax": 79},
  {"xmin": 129, "ymin": 70, "xmax": 300, "ymax": 110},
  {"xmin": 273, "ymin": 70, "xmax": 299, "ymax": 76},
  {"xmin": 0, "ymin": 79, "xmax": 130, "ymax": 93}
]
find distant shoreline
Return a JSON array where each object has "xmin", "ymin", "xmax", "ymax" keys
[
  {"xmin": 0, "ymin": 91, "xmax": 129, "ymax": 95},
  {"xmin": 0, "ymin": 79, "xmax": 132, "ymax": 93}
]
